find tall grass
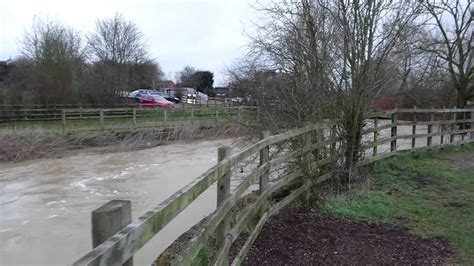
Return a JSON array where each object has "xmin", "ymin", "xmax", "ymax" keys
[{"xmin": 0, "ymin": 123, "xmax": 248, "ymax": 162}]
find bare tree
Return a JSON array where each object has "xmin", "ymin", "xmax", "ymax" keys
[
  {"xmin": 326, "ymin": 0, "xmax": 422, "ymax": 169},
  {"xmin": 176, "ymin": 65, "xmax": 197, "ymax": 86},
  {"xmin": 87, "ymin": 13, "xmax": 148, "ymax": 64},
  {"xmin": 420, "ymin": 0, "xmax": 473, "ymax": 108},
  {"xmin": 128, "ymin": 59, "xmax": 164, "ymax": 88},
  {"xmin": 246, "ymin": 0, "xmax": 422, "ymax": 175},
  {"xmin": 2, "ymin": 57, "xmax": 36, "ymax": 104},
  {"xmin": 86, "ymin": 13, "xmax": 157, "ymax": 101},
  {"xmin": 20, "ymin": 18, "xmax": 86, "ymax": 104},
  {"xmin": 247, "ymin": 0, "xmax": 341, "ymax": 130}
]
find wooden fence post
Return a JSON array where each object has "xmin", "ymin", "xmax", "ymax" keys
[
  {"xmin": 450, "ymin": 111, "xmax": 456, "ymax": 143},
  {"xmin": 373, "ymin": 118, "xmax": 378, "ymax": 156},
  {"xmin": 237, "ymin": 106, "xmax": 242, "ymax": 123},
  {"xmin": 99, "ymin": 110, "xmax": 105, "ymax": 130},
  {"xmin": 259, "ymin": 131, "xmax": 270, "ymax": 192},
  {"xmin": 164, "ymin": 109, "xmax": 168, "ymax": 125},
  {"xmin": 216, "ymin": 146, "xmax": 231, "ymax": 264},
  {"xmin": 390, "ymin": 112, "xmax": 398, "ymax": 152},
  {"xmin": 440, "ymin": 110, "xmax": 445, "ymax": 145},
  {"xmin": 330, "ymin": 126, "xmax": 337, "ymax": 159},
  {"xmin": 427, "ymin": 112, "xmax": 434, "ymax": 148},
  {"xmin": 132, "ymin": 109, "xmax": 137, "ymax": 127},
  {"xmin": 191, "ymin": 106, "xmax": 194, "ymax": 122},
  {"xmin": 92, "ymin": 200, "xmax": 133, "ymax": 266},
  {"xmin": 256, "ymin": 100, "xmax": 261, "ymax": 121},
  {"xmin": 215, "ymin": 109, "xmax": 219, "ymax": 121},
  {"xmin": 471, "ymin": 111, "xmax": 474, "ymax": 140},
  {"xmin": 62, "ymin": 109, "xmax": 66, "ymax": 134},
  {"xmin": 461, "ymin": 111, "xmax": 466, "ymax": 143},
  {"xmin": 411, "ymin": 109, "xmax": 417, "ymax": 149},
  {"xmin": 302, "ymin": 129, "xmax": 313, "ymax": 175}
]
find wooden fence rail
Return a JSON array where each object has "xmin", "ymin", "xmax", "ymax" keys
[
  {"xmin": 73, "ymin": 108, "xmax": 474, "ymax": 266},
  {"xmin": 0, "ymin": 98, "xmax": 253, "ymax": 122},
  {"xmin": 0, "ymin": 106, "xmax": 257, "ymax": 133}
]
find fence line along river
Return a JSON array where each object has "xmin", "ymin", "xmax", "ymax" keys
[{"xmin": 0, "ymin": 138, "xmax": 238, "ymax": 266}]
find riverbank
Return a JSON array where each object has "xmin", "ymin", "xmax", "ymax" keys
[
  {"xmin": 0, "ymin": 122, "xmax": 248, "ymax": 163},
  {"xmin": 235, "ymin": 144, "xmax": 474, "ymax": 264},
  {"xmin": 0, "ymin": 138, "xmax": 242, "ymax": 265}
]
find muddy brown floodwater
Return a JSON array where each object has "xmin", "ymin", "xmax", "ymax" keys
[{"xmin": 0, "ymin": 139, "xmax": 237, "ymax": 266}]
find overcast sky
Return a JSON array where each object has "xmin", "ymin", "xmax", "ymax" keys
[{"xmin": 0, "ymin": 0, "xmax": 258, "ymax": 85}]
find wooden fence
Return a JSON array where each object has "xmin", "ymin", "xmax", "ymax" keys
[
  {"xmin": 0, "ymin": 105, "xmax": 257, "ymax": 133},
  {"xmin": 73, "ymin": 108, "xmax": 473, "ymax": 266},
  {"xmin": 0, "ymin": 98, "xmax": 250, "ymax": 123}
]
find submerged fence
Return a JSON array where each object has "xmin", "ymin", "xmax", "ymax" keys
[{"xmin": 73, "ymin": 108, "xmax": 473, "ymax": 266}]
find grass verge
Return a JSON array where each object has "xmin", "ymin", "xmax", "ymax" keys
[{"xmin": 321, "ymin": 144, "xmax": 474, "ymax": 263}]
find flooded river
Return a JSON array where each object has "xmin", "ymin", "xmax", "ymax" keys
[
  {"xmin": 0, "ymin": 121, "xmax": 462, "ymax": 265},
  {"xmin": 0, "ymin": 139, "xmax": 237, "ymax": 266}
]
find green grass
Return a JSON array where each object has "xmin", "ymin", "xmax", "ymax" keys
[{"xmin": 322, "ymin": 144, "xmax": 474, "ymax": 263}]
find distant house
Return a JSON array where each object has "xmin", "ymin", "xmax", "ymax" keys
[
  {"xmin": 157, "ymin": 80, "xmax": 175, "ymax": 89},
  {"xmin": 373, "ymin": 95, "xmax": 412, "ymax": 111},
  {"xmin": 161, "ymin": 87, "xmax": 208, "ymax": 103},
  {"xmin": 161, "ymin": 87, "xmax": 187, "ymax": 97},
  {"xmin": 213, "ymin": 87, "xmax": 229, "ymax": 98}
]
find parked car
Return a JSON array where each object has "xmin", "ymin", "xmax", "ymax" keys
[
  {"xmin": 138, "ymin": 94, "xmax": 175, "ymax": 108},
  {"xmin": 156, "ymin": 92, "xmax": 181, "ymax": 103},
  {"xmin": 128, "ymin": 90, "xmax": 175, "ymax": 108},
  {"xmin": 128, "ymin": 89, "xmax": 181, "ymax": 104}
]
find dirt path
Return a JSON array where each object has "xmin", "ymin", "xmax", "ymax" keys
[
  {"xmin": 233, "ymin": 208, "xmax": 453, "ymax": 265},
  {"xmin": 445, "ymin": 151, "xmax": 474, "ymax": 170}
]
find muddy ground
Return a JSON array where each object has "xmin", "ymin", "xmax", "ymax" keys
[{"xmin": 232, "ymin": 208, "xmax": 453, "ymax": 265}]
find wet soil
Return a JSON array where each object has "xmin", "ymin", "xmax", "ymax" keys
[{"xmin": 233, "ymin": 208, "xmax": 453, "ymax": 265}]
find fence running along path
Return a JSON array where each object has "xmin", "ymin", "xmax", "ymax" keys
[{"xmin": 73, "ymin": 108, "xmax": 474, "ymax": 266}]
